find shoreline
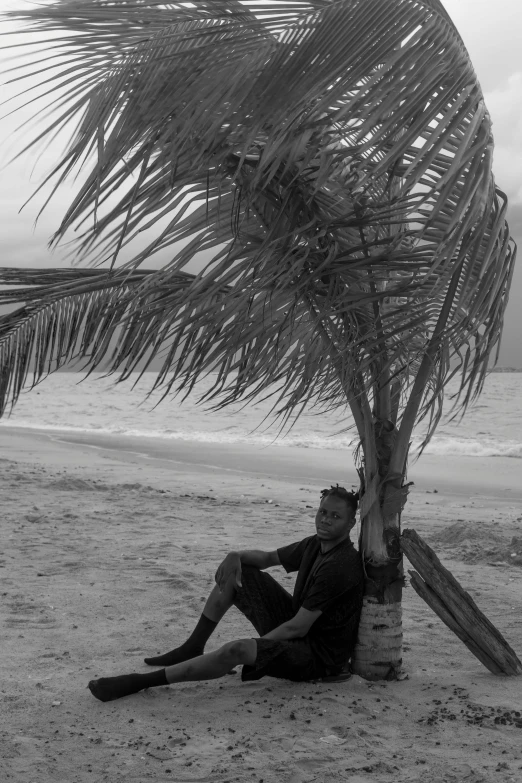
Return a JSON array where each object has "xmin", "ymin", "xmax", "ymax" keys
[{"xmin": 2, "ymin": 423, "xmax": 522, "ymax": 502}]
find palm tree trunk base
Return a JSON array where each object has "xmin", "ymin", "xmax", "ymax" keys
[{"xmin": 351, "ymin": 597, "xmax": 403, "ymax": 681}]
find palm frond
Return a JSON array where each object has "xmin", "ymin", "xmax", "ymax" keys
[
  {"xmin": 0, "ymin": 267, "xmax": 197, "ymax": 412},
  {"xmin": 1, "ymin": 0, "xmax": 516, "ymax": 468}
]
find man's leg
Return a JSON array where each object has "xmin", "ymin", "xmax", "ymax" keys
[
  {"xmin": 144, "ymin": 578, "xmax": 238, "ymax": 666},
  {"xmin": 165, "ymin": 638, "xmax": 256, "ymax": 682},
  {"xmin": 89, "ymin": 639, "xmax": 257, "ymax": 702},
  {"xmin": 145, "ymin": 564, "xmax": 290, "ymax": 667},
  {"xmin": 232, "ymin": 565, "xmax": 293, "ymax": 635}
]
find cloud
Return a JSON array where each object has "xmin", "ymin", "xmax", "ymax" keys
[
  {"xmin": 442, "ymin": 0, "xmax": 522, "ymax": 92},
  {"xmin": 485, "ymin": 73, "xmax": 522, "ymax": 204},
  {"xmin": 507, "ymin": 202, "xmax": 522, "ymax": 238}
]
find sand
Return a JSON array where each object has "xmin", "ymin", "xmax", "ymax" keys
[{"xmin": 1, "ymin": 425, "xmax": 522, "ymax": 783}]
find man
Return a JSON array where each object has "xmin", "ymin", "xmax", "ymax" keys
[{"xmin": 88, "ymin": 485, "xmax": 364, "ymax": 702}]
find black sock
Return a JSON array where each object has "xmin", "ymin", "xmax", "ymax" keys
[
  {"xmin": 88, "ymin": 669, "xmax": 167, "ymax": 702},
  {"xmin": 144, "ymin": 614, "xmax": 218, "ymax": 667}
]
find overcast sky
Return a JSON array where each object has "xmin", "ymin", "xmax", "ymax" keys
[{"xmin": 1, "ymin": 0, "xmax": 521, "ymax": 365}]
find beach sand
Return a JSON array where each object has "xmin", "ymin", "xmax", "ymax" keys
[{"xmin": 1, "ymin": 425, "xmax": 522, "ymax": 783}]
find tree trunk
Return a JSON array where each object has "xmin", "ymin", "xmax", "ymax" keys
[
  {"xmin": 351, "ymin": 250, "xmax": 470, "ymax": 680},
  {"xmin": 351, "ymin": 459, "xmax": 408, "ymax": 680},
  {"xmin": 352, "ymin": 594, "xmax": 403, "ymax": 680}
]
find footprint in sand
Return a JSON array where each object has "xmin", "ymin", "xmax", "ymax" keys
[
  {"xmin": 295, "ymin": 758, "xmax": 331, "ymax": 771},
  {"xmin": 48, "ymin": 477, "xmax": 95, "ymax": 491},
  {"xmin": 137, "ymin": 564, "xmax": 190, "ymax": 589},
  {"xmin": 5, "ymin": 599, "xmax": 58, "ymax": 630},
  {"xmin": 61, "ymin": 561, "xmax": 84, "ymax": 571}
]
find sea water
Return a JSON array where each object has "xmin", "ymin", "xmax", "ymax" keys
[{"xmin": 1, "ymin": 371, "xmax": 521, "ymax": 459}]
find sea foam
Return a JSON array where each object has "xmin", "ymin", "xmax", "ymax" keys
[
  {"xmin": 2, "ymin": 418, "xmax": 521, "ymax": 458},
  {"xmin": 1, "ymin": 371, "xmax": 521, "ymax": 459}
]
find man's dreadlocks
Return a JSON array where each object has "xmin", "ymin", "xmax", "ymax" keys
[{"xmin": 320, "ymin": 485, "xmax": 359, "ymax": 514}]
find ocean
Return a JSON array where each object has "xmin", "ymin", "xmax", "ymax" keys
[{"xmin": 1, "ymin": 371, "xmax": 521, "ymax": 460}]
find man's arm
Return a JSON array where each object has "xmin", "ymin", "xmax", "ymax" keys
[
  {"xmin": 215, "ymin": 549, "xmax": 280, "ymax": 590},
  {"xmin": 238, "ymin": 550, "xmax": 281, "ymax": 570},
  {"xmin": 262, "ymin": 606, "xmax": 322, "ymax": 641}
]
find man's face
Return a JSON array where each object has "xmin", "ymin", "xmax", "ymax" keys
[{"xmin": 315, "ymin": 494, "xmax": 355, "ymax": 543}]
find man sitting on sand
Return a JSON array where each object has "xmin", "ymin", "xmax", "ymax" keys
[{"xmin": 88, "ymin": 485, "xmax": 364, "ymax": 702}]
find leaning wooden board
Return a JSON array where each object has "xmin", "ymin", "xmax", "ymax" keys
[{"xmin": 401, "ymin": 528, "xmax": 522, "ymax": 676}]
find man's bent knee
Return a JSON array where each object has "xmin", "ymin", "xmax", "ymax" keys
[
  {"xmin": 237, "ymin": 564, "xmax": 261, "ymax": 584},
  {"xmin": 216, "ymin": 639, "xmax": 257, "ymax": 666}
]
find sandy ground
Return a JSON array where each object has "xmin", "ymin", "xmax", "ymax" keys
[{"xmin": 1, "ymin": 426, "xmax": 522, "ymax": 783}]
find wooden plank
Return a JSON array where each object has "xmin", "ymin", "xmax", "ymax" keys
[
  {"xmin": 402, "ymin": 528, "xmax": 522, "ymax": 673},
  {"xmin": 402, "ymin": 528, "xmax": 522, "ymax": 676},
  {"xmin": 408, "ymin": 570, "xmax": 504, "ymax": 675}
]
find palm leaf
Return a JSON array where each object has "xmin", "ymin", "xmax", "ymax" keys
[
  {"xmin": 0, "ymin": 0, "xmax": 516, "ymax": 473},
  {"xmin": 0, "ymin": 267, "xmax": 199, "ymax": 410}
]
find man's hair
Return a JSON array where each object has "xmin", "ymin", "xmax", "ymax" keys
[{"xmin": 320, "ymin": 485, "xmax": 359, "ymax": 514}]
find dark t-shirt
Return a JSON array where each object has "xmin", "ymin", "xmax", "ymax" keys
[{"xmin": 277, "ymin": 535, "xmax": 364, "ymax": 671}]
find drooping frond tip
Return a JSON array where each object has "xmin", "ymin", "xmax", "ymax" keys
[{"xmin": 0, "ymin": 0, "xmax": 516, "ymax": 466}]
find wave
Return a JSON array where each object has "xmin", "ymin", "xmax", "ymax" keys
[
  {"xmin": 2, "ymin": 418, "xmax": 521, "ymax": 458},
  {"xmin": 416, "ymin": 436, "xmax": 522, "ymax": 459},
  {"xmin": 0, "ymin": 418, "xmax": 355, "ymax": 450}
]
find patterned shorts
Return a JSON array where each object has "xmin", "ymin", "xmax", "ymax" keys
[{"xmin": 233, "ymin": 565, "xmax": 327, "ymax": 682}]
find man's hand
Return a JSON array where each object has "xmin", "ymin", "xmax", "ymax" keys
[{"xmin": 215, "ymin": 551, "xmax": 242, "ymax": 591}]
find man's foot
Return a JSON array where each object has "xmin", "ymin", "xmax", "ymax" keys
[
  {"xmin": 88, "ymin": 670, "xmax": 167, "ymax": 702},
  {"xmin": 144, "ymin": 644, "xmax": 203, "ymax": 667},
  {"xmin": 144, "ymin": 615, "xmax": 218, "ymax": 666}
]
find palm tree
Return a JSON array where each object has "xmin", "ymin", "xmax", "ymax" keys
[{"xmin": 0, "ymin": 0, "xmax": 516, "ymax": 680}]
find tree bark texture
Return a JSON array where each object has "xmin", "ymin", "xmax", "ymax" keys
[
  {"xmin": 351, "ymin": 452, "xmax": 409, "ymax": 681},
  {"xmin": 402, "ymin": 528, "xmax": 522, "ymax": 676},
  {"xmin": 351, "ymin": 597, "xmax": 403, "ymax": 680}
]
